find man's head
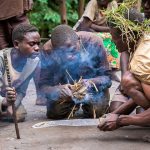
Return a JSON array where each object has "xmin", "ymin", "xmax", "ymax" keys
[
  {"xmin": 97, "ymin": 0, "xmax": 112, "ymax": 9},
  {"xmin": 51, "ymin": 25, "xmax": 79, "ymax": 49},
  {"xmin": 109, "ymin": 8, "xmax": 144, "ymax": 51},
  {"xmin": 142, "ymin": 0, "xmax": 150, "ymax": 18},
  {"xmin": 12, "ymin": 23, "xmax": 40, "ymax": 56}
]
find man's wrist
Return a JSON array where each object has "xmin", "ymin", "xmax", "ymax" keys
[
  {"xmin": 116, "ymin": 115, "xmax": 123, "ymax": 127},
  {"xmin": 116, "ymin": 115, "xmax": 131, "ymax": 127}
]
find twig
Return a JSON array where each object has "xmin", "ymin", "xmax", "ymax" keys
[
  {"xmin": 66, "ymin": 70, "xmax": 75, "ymax": 83},
  {"xmin": 67, "ymin": 105, "xmax": 76, "ymax": 119},
  {"xmin": 89, "ymin": 81, "xmax": 99, "ymax": 92},
  {"xmin": 93, "ymin": 106, "xmax": 96, "ymax": 119}
]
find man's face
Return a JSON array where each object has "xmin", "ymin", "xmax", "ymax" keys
[
  {"xmin": 58, "ymin": 38, "xmax": 80, "ymax": 51},
  {"xmin": 110, "ymin": 28, "xmax": 133, "ymax": 52},
  {"xmin": 97, "ymin": 0, "xmax": 110, "ymax": 9},
  {"xmin": 14, "ymin": 31, "xmax": 40, "ymax": 56},
  {"xmin": 142, "ymin": 0, "xmax": 150, "ymax": 18}
]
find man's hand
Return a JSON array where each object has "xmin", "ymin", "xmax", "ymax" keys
[
  {"xmin": 82, "ymin": 79, "xmax": 91, "ymax": 88},
  {"xmin": 97, "ymin": 113, "xmax": 120, "ymax": 131},
  {"xmin": 5, "ymin": 87, "xmax": 16, "ymax": 105},
  {"xmin": 60, "ymin": 84, "xmax": 73, "ymax": 102}
]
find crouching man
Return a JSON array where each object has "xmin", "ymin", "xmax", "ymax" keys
[
  {"xmin": 35, "ymin": 25, "xmax": 112, "ymax": 119},
  {"xmin": 98, "ymin": 0, "xmax": 150, "ymax": 130}
]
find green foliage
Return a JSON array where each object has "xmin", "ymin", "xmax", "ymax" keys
[
  {"xmin": 29, "ymin": 0, "xmax": 82, "ymax": 37},
  {"xmin": 66, "ymin": 0, "xmax": 78, "ymax": 26}
]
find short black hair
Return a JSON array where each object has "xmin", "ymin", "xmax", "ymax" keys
[
  {"xmin": 12, "ymin": 23, "xmax": 38, "ymax": 42},
  {"xmin": 124, "ymin": 8, "xmax": 145, "ymax": 24},
  {"xmin": 51, "ymin": 25, "xmax": 79, "ymax": 49}
]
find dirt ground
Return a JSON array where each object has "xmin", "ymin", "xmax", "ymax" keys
[{"xmin": 0, "ymin": 78, "xmax": 150, "ymax": 150}]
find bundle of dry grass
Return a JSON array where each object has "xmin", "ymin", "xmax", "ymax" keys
[
  {"xmin": 65, "ymin": 70, "xmax": 99, "ymax": 119},
  {"xmin": 70, "ymin": 77, "xmax": 87, "ymax": 100}
]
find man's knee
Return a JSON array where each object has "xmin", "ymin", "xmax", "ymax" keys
[
  {"xmin": 82, "ymin": 102, "xmax": 109, "ymax": 118},
  {"xmin": 122, "ymin": 73, "xmax": 141, "ymax": 94},
  {"xmin": 142, "ymin": 83, "xmax": 150, "ymax": 100},
  {"xmin": 82, "ymin": 90, "xmax": 110, "ymax": 118},
  {"xmin": 109, "ymin": 87, "xmax": 129, "ymax": 112}
]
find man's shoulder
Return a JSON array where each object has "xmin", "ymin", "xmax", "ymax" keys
[
  {"xmin": 77, "ymin": 31, "xmax": 103, "ymax": 44},
  {"xmin": 43, "ymin": 40, "xmax": 53, "ymax": 52},
  {"xmin": 0, "ymin": 48, "xmax": 12, "ymax": 58}
]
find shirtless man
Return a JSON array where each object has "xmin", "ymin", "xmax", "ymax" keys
[{"xmin": 98, "ymin": 0, "xmax": 150, "ymax": 130}]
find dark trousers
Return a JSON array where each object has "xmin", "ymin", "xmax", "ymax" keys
[
  {"xmin": 46, "ymin": 89, "xmax": 110, "ymax": 119},
  {"xmin": 0, "ymin": 13, "xmax": 29, "ymax": 50}
]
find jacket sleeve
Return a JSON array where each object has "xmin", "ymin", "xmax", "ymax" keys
[{"xmin": 82, "ymin": 36, "xmax": 112, "ymax": 91}]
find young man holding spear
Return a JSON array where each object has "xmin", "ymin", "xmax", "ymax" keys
[{"xmin": 0, "ymin": 23, "xmax": 40, "ymax": 123}]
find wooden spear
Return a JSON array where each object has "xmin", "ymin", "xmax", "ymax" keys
[{"xmin": 3, "ymin": 52, "xmax": 20, "ymax": 139}]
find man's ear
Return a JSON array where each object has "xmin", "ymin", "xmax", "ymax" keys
[{"xmin": 13, "ymin": 40, "xmax": 19, "ymax": 49}]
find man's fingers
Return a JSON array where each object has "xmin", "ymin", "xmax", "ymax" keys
[
  {"xmin": 6, "ymin": 87, "xmax": 15, "ymax": 91},
  {"xmin": 61, "ymin": 86, "xmax": 73, "ymax": 97},
  {"xmin": 6, "ymin": 90, "xmax": 16, "ymax": 99},
  {"xmin": 6, "ymin": 90, "xmax": 16, "ymax": 95},
  {"xmin": 61, "ymin": 89, "xmax": 68, "ymax": 96},
  {"xmin": 7, "ymin": 96, "xmax": 16, "ymax": 100},
  {"xmin": 98, "ymin": 122, "xmax": 107, "ymax": 130},
  {"xmin": 6, "ymin": 87, "xmax": 16, "ymax": 104}
]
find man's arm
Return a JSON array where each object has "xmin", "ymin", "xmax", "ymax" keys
[
  {"xmin": 85, "ymin": 36, "xmax": 112, "ymax": 91},
  {"xmin": 91, "ymin": 24, "xmax": 110, "ymax": 32},
  {"xmin": 41, "ymin": 84, "xmax": 73, "ymax": 102},
  {"xmin": 120, "ymin": 51, "xmax": 130, "ymax": 77},
  {"xmin": 112, "ymin": 98, "xmax": 137, "ymax": 115},
  {"xmin": 75, "ymin": 17, "xmax": 110, "ymax": 32},
  {"xmin": 84, "ymin": 76, "xmax": 111, "ymax": 92},
  {"xmin": 98, "ymin": 101, "xmax": 150, "ymax": 131},
  {"xmin": 118, "ymin": 108, "xmax": 150, "ymax": 126}
]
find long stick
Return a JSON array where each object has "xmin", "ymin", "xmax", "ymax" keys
[{"xmin": 3, "ymin": 52, "xmax": 20, "ymax": 139}]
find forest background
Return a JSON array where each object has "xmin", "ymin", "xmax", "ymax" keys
[{"xmin": 29, "ymin": 0, "xmax": 88, "ymax": 38}]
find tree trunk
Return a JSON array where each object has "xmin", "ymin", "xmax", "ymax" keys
[
  {"xmin": 59, "ymin": 0, "xmax": 68, "ymax": 24},
  {"xmin": 78, "ymin": 0, "xmax": 85, "ymax": 18}
]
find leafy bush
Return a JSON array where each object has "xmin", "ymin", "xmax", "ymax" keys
[{"xmin": 29, "ymin": 0, "xmax": 80, "ymax": 37}]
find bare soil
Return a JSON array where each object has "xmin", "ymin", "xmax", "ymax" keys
[{"xmin": 0, "ymin": 79, "xmax": 150, "ymax": 150}]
